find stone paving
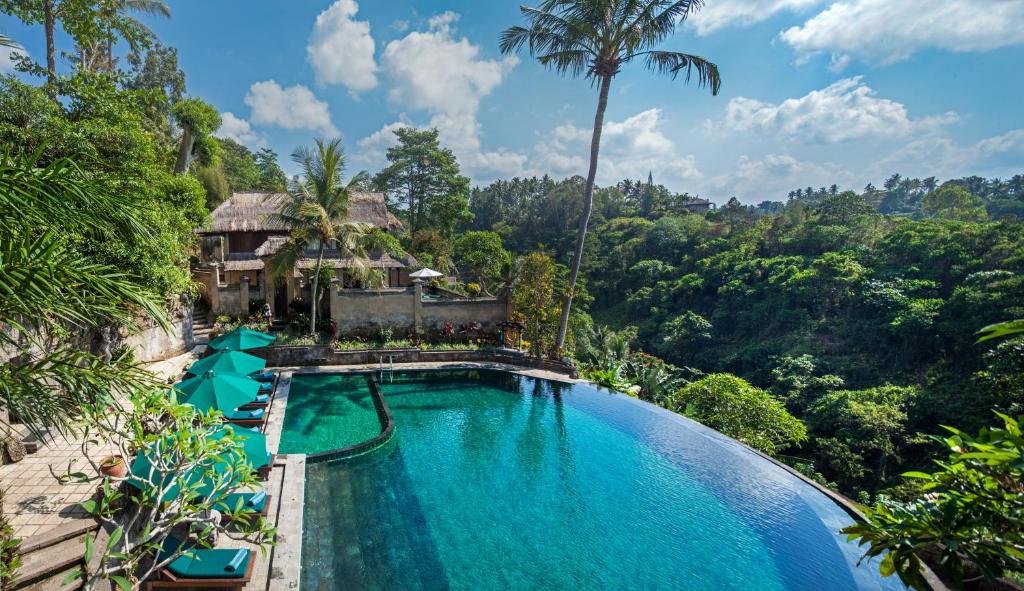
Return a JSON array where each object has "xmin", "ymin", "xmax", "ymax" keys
[{"xmin": 0, "ymin": 345, "xmax": 205, "ymax": 540}]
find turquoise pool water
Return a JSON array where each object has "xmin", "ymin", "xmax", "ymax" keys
[
  {"xmin": 292, "ymin": 370, "xmax": 904, "ymax": 590},
  {"xmin": 278, "ymin": 374, "xmax": 382, "ymax": 454}
]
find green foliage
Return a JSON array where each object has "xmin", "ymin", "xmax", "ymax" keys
[
  {"xmin": 0, "ymin": 488, "xmax": 21, "ymax": 589},
  {"xmin": 843, "ymin": 414, "xmax": 1024, "ymax": 590},
  {"xmin": 170, "ymin": 97, "xmax": 219, "ymax": 136},
  {"xmin": 454, "ymin": 231, "xmax": 510, "ymax": 292},
  {"xmin": 805, "ymin": 385, "xmax": 916, "ymax": 491},
  {"xmin": 511, "ymin": 252, "xmax": 560, "ymax": 358},
  {"xmin": 66, "ymin": 391, "xmax": 275, "ymax": 589},
  {"xmin": 922, "ymin": 185, "xmax": 987, "ymax": 221},
  {"xmin": 0, "ymin": 73, "xmax": 205, "ymax": 297},
  {"xmin": 668, "ymin": 374, "xmax": 807, "ymax": 455},
  {"xmin": 255, "ymin": 148, "xmax": 288, "ymax": 191},
  {"xmin": 373, "ymin": 127, "xmax": 471, "ymax": 237},
  {"xmin": 1, "ymin": 149, "xmax": 168, "ymax": 437}
]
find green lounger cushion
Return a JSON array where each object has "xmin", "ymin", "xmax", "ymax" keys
[
  {"xmin": 216, "ymin": 490, "xmax": 268, "ymax": 514},
  {"xmin": 225, "ymin": 408, "xmax": 264, "ymax": 420},
  {"xmin": 160, "ymin": 537, "xmax": 250, "ymax": 579}
]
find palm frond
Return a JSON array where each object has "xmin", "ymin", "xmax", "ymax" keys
[
  {"xmin": 0, "ymin": 34, "xmax": 18, "ymax": 49},
  {"xmin": 0, "ymin": 348, "xmax": 158, "ymax": 439},
  {"xmin": 636, "ymin": 50, "xmax": 721, "ymax": 94},
  {"xmin": 0, "ymin": 232, "xmax": 169, "ymax": 342}
]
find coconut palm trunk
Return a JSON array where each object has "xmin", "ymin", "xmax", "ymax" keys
[
  {"xmin": 309, "ymin": 242, "xmax": 326, "ymax": 335},
  {"xmin": 44, "ymin": 0, "xmax": 56, "ymax": 96},
  {"xmin": 556, "ymin": 73, "xmax": 611, "ymax": 351}
]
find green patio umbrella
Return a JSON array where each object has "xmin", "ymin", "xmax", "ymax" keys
[
  {"xmin": 208, "ymin": 424, "xmax": 271, "ymax": 471},
  {"xmin": 209, "ymin": 327, "xmax": 276, "ymax": 351},
  {"xmin": 128, "ymin": 431, "xmax": 258, "ymax": 502},
  {"xmin": 173, "ymin": 371, "xmax": 259, "ymax": 414},
  {"xmin": 187, "ymin": 350, "xmax": 266, "ymax": 377}
]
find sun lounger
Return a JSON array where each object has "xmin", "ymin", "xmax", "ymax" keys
[
  {"xmin": 224, "ymin": 407, "xmax": 267, "ymax": 429},
  {"xmin": 215, "ymin": 490, "xmax": 271, "ymax": 522},
  {"xmin": 144, "ymin": 536, "xmax": 254, "ymax": 591}
]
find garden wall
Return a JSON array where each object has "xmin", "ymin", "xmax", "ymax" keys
[
  {"xmin": 256, "ymin": 346, "xmax": 576, "ymax": 376},
  {"xmin": 330, "ymin": 284, "xmax": 509, "ymax": 336},
  {"xmin": 124, "ymin": 310, "xmax": 194, "ymax": 362}
]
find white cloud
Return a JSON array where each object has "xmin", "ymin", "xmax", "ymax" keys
[
  {"xmin": 0, "ymin": 45, "xmax": 28, "ymax": 74},
  {"xmin": 721, "ymin": 77, "xmax": 957, "ymax": 143},
  {"xmin": 216, "ymin": 112, "xmax": 266, "ymax": 148},
  {"xmin": 691, "ymin": 0, "xmax": 822, "ymax": 35},
  {"xmin": 780, "ymin": 0, "xmax": 1024, "ymax": 66},
  {"xmin": 707, "ymin": 153, "xmax": 853, "ymax": 200},
  {"xmin": 244, "ymin": 80, "xmax": 339, "ymax": 136},
  {"xmin": 874, "ymin": 128, "xmax": 1024, "ymax": 180},
  {"xmin": 307, "ymin": 0, "xmax": 378, "ymax": 92},
  {"xmin": 976, "ymin": 129, "xmax": 1024, "ymax": 157},
  {"xmin": 535, "ymin": 109, "xmax": 702, "ymax": 186},
  {"xmin": 374, "ymin": 12, "xmax": 525, "ymax": 182},
  {"xmin": 356, "ymin": 119, "xmax": 409, "ymax": 165}
]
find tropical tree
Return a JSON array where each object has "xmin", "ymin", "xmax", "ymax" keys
[
  {"xmin": 171, "ymin": 97, "xmax": 221, "ymax": 174},
  {"xmin": 372, "ymin": 127, "xmax": 471, "ymax": 237},
  {"xmin": 268, "ymin": 138, "xmax": 371, "ymax": 334},
  {"xmin": 668, "ymin": 374, "xmax": 807, "ymax": 455},
  {"xmin": 0, "ymin": 150, "xmax": 167, "ymax": 439},
  {"xmin": 94, "ymin": 0, "xmax": 171, "ymax": 72},
  {"xmin": 500, "ymin": 0, "xmax": 721, "ymax": 352}
]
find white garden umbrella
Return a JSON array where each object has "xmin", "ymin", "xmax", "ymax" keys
[{"xmin": 409, "ymin": 268, "xmax": 443, "ymax": 279}]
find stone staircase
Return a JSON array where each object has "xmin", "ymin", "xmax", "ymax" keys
[{"xmin": 192, "ymin": 313, "xmax": 213, "ymax": 346}]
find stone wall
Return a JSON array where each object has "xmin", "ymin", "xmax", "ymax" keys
[
  {"xmin": 123, "ymin": 312, "xmax": 194, "ymax": 362},
  {"xmin": 330, "ymin": 283, "xmax": 509, "ymax": 336},
  {"xmin": 332, "ymin": 288, "xmax": 412, "ymax": 333},
  {"xmin": 421, "ymin": 299, "xmax": 506, "ymax": 330},
  {"xmin": 259, "ymin": 345, "xmax": 576, "ymax": 375}
]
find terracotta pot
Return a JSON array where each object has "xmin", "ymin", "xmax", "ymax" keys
[{"xmin": 98, "ymin": 455, "xmax": 127, "ymax": 478}]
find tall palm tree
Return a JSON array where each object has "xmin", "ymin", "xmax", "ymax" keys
[
  {"xmin": 98, "ymin": 0, "xmax": 171, "ymax": 72},
  {"xmin": 500, "ymin": 0, "xmax": 720, "ymax": 352},
  {"xmin": 268, "ymin": 139, "xmax": 372, "ymax": 335}
]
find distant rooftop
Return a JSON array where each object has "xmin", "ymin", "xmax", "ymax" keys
[{"xmin": 201, "ymin": 192, "xmax": 403, "ymax": 233}]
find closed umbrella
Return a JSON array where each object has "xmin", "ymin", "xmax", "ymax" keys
[
  {"xmin": 209, "ymin": 327, "xmax": 276, "ymax": 351},
  {"xmin": 187, "ymin": 350, "xmax": 266, "ymax": 377},
  {"xmin": 173, "ymin": 371, "xmax": 259, "ymax": 414}
]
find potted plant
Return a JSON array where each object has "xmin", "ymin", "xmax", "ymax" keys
[
  {"xmin": 466, "ymin": 282, "xmax": 481, "ymax": 298},
  {"xmin": 98, "ymin": 455, "xmax": 127, "ymax": 478}
]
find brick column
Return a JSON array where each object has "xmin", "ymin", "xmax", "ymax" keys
[{"xmin": 239, "ymin": 276, "xmax": 250, "ymax": 317}]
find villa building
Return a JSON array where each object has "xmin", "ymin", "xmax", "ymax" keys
[
  {"xmin": 194, "ymin": 192, "xmax": 509, "ymax": 336},
  {"xmin": 195, "ymin": 191, "xmax": 417, "ymax": 318},
  {"xmin": 680, "ymin": 198, "xmax": 714, "ymax": 213}
]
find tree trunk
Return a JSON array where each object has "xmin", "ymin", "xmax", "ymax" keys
[
  {"xmin": 309, "ymin": 242, "xmax": 325, "ymax": 335},
  {"xmin": 554, "ymin": 74, "xmax": 612, "ymax": 353},
  {"xmin": 174, "ymin": 126, "xmax": 194, "ymax": 173},
  {"xmin": 44, "ymin": 0, "xmax": 56, "ymax": 98}
]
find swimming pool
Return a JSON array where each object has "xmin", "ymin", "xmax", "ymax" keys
[{"xmin": 286, "ymin": 369, "xmax": 904, "ymax": 590}]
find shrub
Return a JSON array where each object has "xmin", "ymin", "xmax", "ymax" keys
[
  {"xmin": 669, "ymin": 374, "xmax": 808, "ymax": 454},
  {"xmin": 842, "ymin": 413, "xmax": 1024, "ymax": 590}
]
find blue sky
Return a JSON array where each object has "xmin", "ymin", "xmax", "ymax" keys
[{"xmin": 3, "ymin": 0, "xmax": 1024, "ymax": 204}]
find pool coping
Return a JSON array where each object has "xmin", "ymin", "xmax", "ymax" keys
[
  {"xmin": 266, "ymin": 361, "xmax": 948, "ymax": 591},
  {"xmin": 305, "ymin": 377, "xmax": 397, "ymax": 463}
]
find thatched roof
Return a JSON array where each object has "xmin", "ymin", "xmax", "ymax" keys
[{"xmin": 201, "ymin": 192, "xmax": 403, "ymax": 233}]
